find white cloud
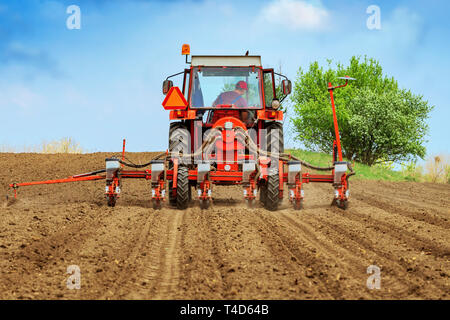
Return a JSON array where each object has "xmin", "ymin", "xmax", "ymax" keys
[{"xmin": 258, "ymin": 0, "xmax": 329, "ymax": 31}]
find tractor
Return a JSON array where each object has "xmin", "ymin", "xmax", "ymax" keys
[
  {"xmin": 8, "ymin": 44, "xmax": 354, "ymax": 211},
  {"xmin": 161, "ymin": 45, "xmax": 292, "ymax": 210},
  {"xmin": 160, "ymin": 44, "xmax": 354, "ymax": 210}
]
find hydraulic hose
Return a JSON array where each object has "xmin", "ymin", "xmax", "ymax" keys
[
  {"xmin": 118, "ymin": 152, "xmax": 166, "ymax": 168},
  {"xmin": 115, "ymin": 125, "xmax": 355, "ymax": 177}
]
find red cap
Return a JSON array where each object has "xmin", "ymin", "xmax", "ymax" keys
[{"xmin": 236, "ymin": 81, "xmax": 248, "ymax": 91}]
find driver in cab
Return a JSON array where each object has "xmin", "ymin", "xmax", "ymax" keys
[{"xmin": 210, "ymin": 81, "xmax": 251, "ymax": 125}]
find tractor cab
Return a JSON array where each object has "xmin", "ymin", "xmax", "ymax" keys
[
  {"xmin": 189, "ymin": 57, "xmax": 263, "ymax": 126},
  {"xmin": 162, "ymin": 48, "xmax": 292, "ymax": 128}
]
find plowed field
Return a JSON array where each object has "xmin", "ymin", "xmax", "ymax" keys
[{"xmin": 0, "ymin": 153, "xmax": 448, "ymax": 299}]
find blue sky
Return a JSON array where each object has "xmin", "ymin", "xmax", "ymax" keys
[{"xmin": 0, "ymin": 0, "xmax": 449, "ymax": 158}]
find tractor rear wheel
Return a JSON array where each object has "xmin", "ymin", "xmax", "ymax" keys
[
  {"xmin": 169, "ymin": 122, "xmax": 190, "ymax": 158},
  {"xmin": 266, "ymin": 121, "xmax": 284, "ymax": 156},
  {"xmin": 264, "ymin": 170, "xmax": 281, "ymax": 211},
  {"xmin": 168, "ymin": 122, "xmax": 189, "ymax": 206},
  {"xmin": 260, "ymin": 121, "xmax": 284, "ymax": 211},
  {"xmin": 176, "ymin": 166, "xmax": 190, "ymax": 210}
]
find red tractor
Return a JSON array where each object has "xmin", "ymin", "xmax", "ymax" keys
[
  {"xmin": 161, "ymin": 45, "xmax": 292, "ymax": 210},
  {"xmin": 160, "ymin": 44, "xmax": 353, "ymax": 210},
  {"xmin": 8, "ymin": 44, "xmax": 354, "ymax": 211}
]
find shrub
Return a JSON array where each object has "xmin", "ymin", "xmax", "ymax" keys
[{"xmin": 424, "ymin": 154, "xmax": 449, "ymax": 183}]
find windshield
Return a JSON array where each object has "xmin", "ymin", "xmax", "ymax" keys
[{"xmin": 190, "ymin": 67, "xmax": 263, "ymax": 109}]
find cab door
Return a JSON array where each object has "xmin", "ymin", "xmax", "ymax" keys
[{"xmin": 262, "ymin": 69, "xmax": 276, "ymax": 109}]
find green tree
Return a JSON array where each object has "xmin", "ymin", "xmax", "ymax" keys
[{"xmin": 291, "ymin": 56, "xmax": 433, "ymax": 166}]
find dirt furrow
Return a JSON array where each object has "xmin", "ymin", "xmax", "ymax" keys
[
  {"xmin": 279, "ymin": 211, "xmax": 372, "ymax": 274},
  {"xmin": 152, "ymin": 210, "xmax": 184, "ymax": 299},
  {"xmin": 203, "ymin": 204, "xmax": 323, "ymax": 299},
  {"xmin": 0, "ymin": 204, "xmax": 110, "ymax": 299},
  {"xmin": 99, "ymin": 208, "xmax": 162, "ymax": 299},
  {"xmin": 347, "ymin": 202, "xmax": 449, "ymax": 258},
  {"xmin": 298, "ymin": 182, "xmax": 449, "ymax": 298},
  {"xmin": 318, "ymin": 213, "xmax": 448, "ymax": 299},
  {"xmin": 177, "ymin": 207, "xmax": 225, "ymax": 299},
  {"xmin": 355, "ymin": 191, "xmax": 450, "ymax": 229},
  {"xmin": 319, "ymin": 199, "xmax": 448, "ymax": 298},
  {"xmin": 313, "ymin": 183, "xmax": 449, "ymax": 258},
  {"xmin": 253, "ymin": 210, "xmax": 338, "ymax": 299}
]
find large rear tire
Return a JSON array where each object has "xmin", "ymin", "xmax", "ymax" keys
[
  {"xmin": 169, "ymin": 122, "xmax": 190, "ymax": 158},
  {"xmin": 176, "ymin": 166, "xmax": 190, "ymax": 210},
  {"xmin": 266, "ymin": 121, "xmax": 284, "ymax": 156},
  {"xmin": 260, "ymin": 122, "xmax": 284, "ymax": 211},
  {"xmin": 264, "ymin": 170, "xmax": 281, "ymax": 211},
  {"xmin": 168, "ymin": 122, "xmax": 189, "ymax": 207}
]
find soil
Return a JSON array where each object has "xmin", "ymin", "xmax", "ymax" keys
[{"xmin": 0, "ymin": 152, "xmax": 448, "ymax": 299}]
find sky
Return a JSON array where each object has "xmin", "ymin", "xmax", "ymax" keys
[{"xmin": 0, "ymin": 0, "xmax": 449, "ymax": 159}]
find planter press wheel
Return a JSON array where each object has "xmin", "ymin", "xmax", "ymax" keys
[
  {"xmin": 245, "ymin": 198, "xmax": 256, "ymax": 209},
  {"xmin": 107, "ymin": 196, "xmax": 116, "ymax": 207},
  {"xmin": 199, "ymin": 199, "xmax": 211, "ymax": 210},
  {"xmin": 152, "ymin": 199, "xmax": 162, "ymax": 210},
  {"xmin": 333, "ymin": 180, "xmax": 349, "ymax": 210},
  {"xmin": 293, "ymin": 198, "xmax": 303, "ymax": 210},
  {"xmin": 336, "ymin": 199, "xmax": 349, "ymax": 210}
]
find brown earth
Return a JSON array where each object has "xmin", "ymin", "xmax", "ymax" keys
[{"xmin": 0, "ymin": 152, "xmax": 449, "ymax": 300}]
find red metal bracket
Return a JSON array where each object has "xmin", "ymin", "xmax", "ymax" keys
[{"xmin": 278, "ymin": 160, "xmax": 284, "ymax": 199}]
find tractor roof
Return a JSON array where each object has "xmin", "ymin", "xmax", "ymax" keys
[{"xmin": 191, "ymin": 55, "xmax": 262, "ymax": 67}]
